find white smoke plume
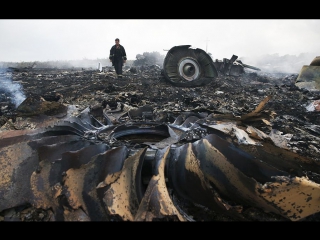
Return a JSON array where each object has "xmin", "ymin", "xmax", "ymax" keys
[
  {"xmin": 239, "ymin": 52, "xmax": 316, "ymax": 74},
  {"xmin": 0, "ymin": 74, "xmax": 26, "ymax": 108}
]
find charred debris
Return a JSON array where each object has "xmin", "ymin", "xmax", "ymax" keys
[{"xmin": 0, "ymin": 46, "xmax": 320, "ymax": 222}]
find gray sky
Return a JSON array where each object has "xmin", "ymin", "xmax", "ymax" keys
[{"xmin": 1, "ymin": 19, "xmax": 320, "ymax": 62}]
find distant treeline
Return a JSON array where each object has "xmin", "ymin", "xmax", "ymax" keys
[
  {"xmin": 0, "ymin": 58, "xmax": 125, "ymax": 70},
  {"xmin": 0, "ymin": 52, "xmax": 316, "ymax": 73},
  {"xmin": 0, "ymin": 51, "xmax": 166, "ymax": 70}
]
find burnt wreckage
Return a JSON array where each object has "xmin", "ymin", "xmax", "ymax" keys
[
  {"xmin": 0, "ymin": 46, "xmax": 320, "ymax": 221},
  {"xmin": 162, "ymin": 45, "xmax": 261, "ymax": 87}
]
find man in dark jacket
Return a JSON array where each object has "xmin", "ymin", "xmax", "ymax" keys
[{"xmin": 109, "ymin": 38, "xmax": 127, "ymax": 79}]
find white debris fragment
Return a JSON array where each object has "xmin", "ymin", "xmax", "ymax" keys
[
  {"xmin": 269, "ymin": 129, "xmax": 293, "ymax": 149},
  {"xmin": 306, "ymin": 100, "xmax": 320, "ymax": 112},
  {"xmin": 246, "ymin": 126, "xmax": 269, "ymax": 140},
  {"xmin": 206, "ymin": 122, "xmax": 236, "ymax": 134},
  {"xmin": 232, "ymin": 126, "xmax": 261, "ymax": 145}
]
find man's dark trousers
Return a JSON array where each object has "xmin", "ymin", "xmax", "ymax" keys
[{"xmin": 114, "ymin": 58, "xmax": 123, "ymax": 76}]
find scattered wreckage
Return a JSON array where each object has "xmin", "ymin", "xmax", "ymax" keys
[
  {"xmin": 162, "ymin": 45, "xmax": 260, "ymax": 87},
  {"xmin": 295, "ymin": 56, "xmax": 320, "ymax": 91},
  {"xmin": 0, "ymin": 49, "xmax": 320, "ymax": 222}
]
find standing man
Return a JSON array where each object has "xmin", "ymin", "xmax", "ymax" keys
[{"xmin": 109, "ymin": 38, "xmax": 127, "ymax": 79}]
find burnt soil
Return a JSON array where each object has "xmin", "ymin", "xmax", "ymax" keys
[{"xmin": 1, "ymin": 65, "xmax": 320, "ymax": 221}]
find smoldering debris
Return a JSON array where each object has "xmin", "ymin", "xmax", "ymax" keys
[
  {"xmin": 0, "ymin": 71, "xmax": 26, "ymax": 108},
  {"xmin": 0, "ymin": 59, "xmax": 320, "ymax": 222}
]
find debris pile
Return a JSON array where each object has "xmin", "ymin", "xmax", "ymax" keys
[{"xmin": 0, "ymin": 58, "xmax": 320, "ymax": 221}]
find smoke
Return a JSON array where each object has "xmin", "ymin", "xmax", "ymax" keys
[
  {"xmin": 239, "ymin": 52, "xmax": 316, "ymax": 74},
  {"xmin": 0, "ymin": 73, "xmax": 26, "ymax": 108}
]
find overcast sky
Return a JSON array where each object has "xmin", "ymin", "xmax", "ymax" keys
[{"xmin": 1, "ymin": 19, "xmax": 320, "ymax": 62}]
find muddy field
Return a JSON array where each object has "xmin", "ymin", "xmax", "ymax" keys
[{"xmin": 0, "ymin": 65, "xmax": 320, "ymax": 221}]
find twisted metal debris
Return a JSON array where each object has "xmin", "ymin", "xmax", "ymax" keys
[
  {"xmin": 1, "ymin": 49, "xmax": 320, "ymax": 221},
  {"xmin": 1, "ymin": 100, "xmax": 320, "ymax": 221}
]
